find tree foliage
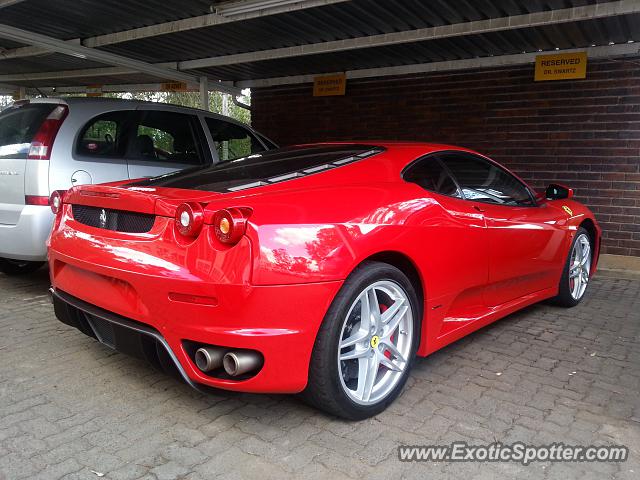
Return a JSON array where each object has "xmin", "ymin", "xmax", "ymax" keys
[{"xmin": 106, "ymin": 90, "xmax": 251, "ymax": 125}]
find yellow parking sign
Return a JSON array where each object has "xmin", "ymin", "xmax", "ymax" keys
[{"xmin": 535, "ymin": 52, "xmax": 587, "ymax": 81}]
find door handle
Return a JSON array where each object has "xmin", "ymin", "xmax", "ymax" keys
[{"xmin": 473, "ymin": 205, "xmax": 485, "ymax": 213}]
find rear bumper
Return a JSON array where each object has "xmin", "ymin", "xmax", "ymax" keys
[
  {"xmin": 48, "ymin": 248, "xmax": 343, "ymax": 394},
  {"xmin": 0, "ymin": 205, "xmax": 53, "ymax": 261},
  {"xmin": 52, "ymin": 288, "xmax": 204, "ymax": 390}
]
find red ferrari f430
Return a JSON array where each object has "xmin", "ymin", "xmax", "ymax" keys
[{"xmin": 48, "ymin": 143, "xmax": 600, "ymax": 419}]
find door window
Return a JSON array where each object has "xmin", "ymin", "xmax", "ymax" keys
[
  {"xmin": 403, "ymin": 156, "xmax": 461, "ymax": 197},
  {"xmin": 77, "ymin": 110, "xmax": 133, "ymax": 158},
  {"xmin": 205, "ymin": 117, "xmax": 265, "ymax": 162},
  {"xmin": 130, "ymin": 111, "xmax": 203, "ymax": 166},
  {"xmin": 440, "ymin": 153, "xmax": 535, "ymax": 206}
]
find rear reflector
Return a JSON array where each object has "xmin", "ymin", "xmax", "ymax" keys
[
  {"xmin": 27, "ymin": 105, "xmax": 68, "ymax": 160},
  {"xmin": 168, "ymin": 292, "xmax": 218, "ymax": 306},
  {"xmin": 79, "ymin": 190, "xmax": 120, "ymax": 199},
  {"xmin": 25, "ymin": 195, "xmax": 50, "ymax": 206}
]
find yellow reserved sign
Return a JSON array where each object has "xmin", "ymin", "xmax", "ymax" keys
[
  {"xmin": 313, "ymin": 73, "xmax": 346, "ymax": 96},
  {"xmin": 535, "ymin": 52, "xmax": 587, "ymax": 81},
  {"xmin": 86, "ymin": 84, "xmax": 103, "ymax": 97},
  {"xmin": 161, "ymin": 81, "xmax": 188, "ymax": 92}
]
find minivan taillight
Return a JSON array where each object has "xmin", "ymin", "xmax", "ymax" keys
[
  {"xmin": 25, "ymin": 195, "xmax": 50, "ymax": 206},
  {"xmin": 27, "ymin": 105, "xmax": 68, "ymax": 160}
]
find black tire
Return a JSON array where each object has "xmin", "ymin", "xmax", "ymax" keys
[
  {"xmin": 551, "ymin": 227, "xmax": 592, "ymax": 308},
  {"xmin": 301, "ymin": 261, "xmax": 421, "ymax": 420},
  {"xmin": 0, "ymin": 258, "xmax": 44, "ymax": 276}
]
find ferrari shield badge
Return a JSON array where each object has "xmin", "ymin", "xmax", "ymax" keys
[{"xmin": 562, "ymin": 205, "xmax": 573, "ymax": 216}]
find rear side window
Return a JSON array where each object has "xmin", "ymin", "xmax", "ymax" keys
[
  {"xmin": 205, "ymin": 117, "xmax": 265, "ymax": 162},
  {"xmin": 403, "ymin": 156, "xmax": 461, "ymax": 197},
  {"xmin": 78, "ymin": 110, "xmax": 132, "ymax": 157},
  {"xmin": 130, "ymin": 111, "xmax": 203, "ymax": 166},
  {"xmin": 0, "ymin": 104, "xmax": 56, "ymax": 159},
  {"xmin": 440, "ymin": 153, "xmax": 534, "ymax": 206}
]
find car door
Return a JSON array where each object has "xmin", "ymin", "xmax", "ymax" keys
[
  {"xmin": 126, "ymin": 109, "xmax": 209, "ymax": 179},
  {"xmin": 403, "ymin": 155, "xmax": 489, "ymax": 323},
  {"xmin": 440, "ymin": 151, "xmax": 566, "ymax": 306}
]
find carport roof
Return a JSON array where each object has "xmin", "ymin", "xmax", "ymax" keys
[{"xmin": 1, "ymin": 0, "xmax": 639, "ymax": 95}]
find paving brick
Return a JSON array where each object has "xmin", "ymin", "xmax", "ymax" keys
[{"xmin": 0, "ymin": 269, "xmax": 638, "ymax": 479}]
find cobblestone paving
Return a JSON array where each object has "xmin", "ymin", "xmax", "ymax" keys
[{"xmin": 1, "ymin": 268, "xmax": 639, "ymax": 479}]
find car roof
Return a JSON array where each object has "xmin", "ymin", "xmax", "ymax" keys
[
  {"xmin": 23, "ymin": 96, "xmax": 250, "ymax": 125},
  {"xmin": 29, "ymin": 96, "xmax": 188, "ymax": 109},
  {"xmin": 19, "ymin": 96, "xmax": 269, "ymax": 134}
]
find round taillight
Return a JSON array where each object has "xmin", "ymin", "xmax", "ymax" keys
[
  {"xmin": 49, "ymin": 190, "xmax": 63, "ymax": 214},
  {"xmin": 175, "ymin": 202, "xmax": 204, "ymax": 238},
  {"xmin": 213, "ymin": 208, "xmax": 249, "ymax": 245}
]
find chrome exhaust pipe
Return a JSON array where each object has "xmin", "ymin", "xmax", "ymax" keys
[
  {"xmin": 194, "ymin": 347, "xmax": 225, "ymax": 373},
  {"xmin": 223, "ymin": 351, "xmax": 263, "ymax": 377},
  {"xmin": 48, "ymin": 287, "xmax": 55, "ymax": 304}
]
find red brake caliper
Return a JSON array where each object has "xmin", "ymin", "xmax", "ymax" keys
[{"xmin": 379, "ymin": 304, "xmax": 393, "ymax": 361}]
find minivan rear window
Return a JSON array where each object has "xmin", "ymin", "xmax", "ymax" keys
[
  {"xmin": 133, "ymin": 144, "xmax": 383, "ymax": 192},
  {"xmin": 0, "ymin": 103, "xmax": 56, "ymax": 159}
]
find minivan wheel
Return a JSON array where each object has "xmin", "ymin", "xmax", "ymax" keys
[
  {"xmin": 302, "ymin": 261, "xmax": 420, "ymax": 420},
  {"xmin": 0, "ymin": 258, "xmax": 44, "ymax": 276}
]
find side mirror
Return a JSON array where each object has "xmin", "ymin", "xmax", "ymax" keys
[{"xmin": 545, "ymin": 183, "xmax": 573, "ymax": 200}]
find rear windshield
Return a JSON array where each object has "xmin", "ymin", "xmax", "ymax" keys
[
  {"xmin": 133, "ymin": 144, "xmax": 383, "ymax": 192},
  {"xmin": 0, "ymin": 103, "xmax": 56, "ymax": 159}
]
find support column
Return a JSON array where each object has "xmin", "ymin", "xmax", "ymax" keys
[
  {"xmin": 221, "ymin": 93, "xmax": 229, "ymax": 160},
  {"xmin": 199, "ymin": 76, "xmax": 209, "ymax": 110}
]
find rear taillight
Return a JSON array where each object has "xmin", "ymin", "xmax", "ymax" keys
[
  {"xmin": 213, "ymin": 208, "xmax": 250, "ymax": 245},
  {"xmin": 175, "ymin": 202, "xmax": 204, "ymax": 238},
  {"xmin": 49, "ymin": 190, "xmax": 64, "ymax": 215},
  {"xmin": 27, "ymin": 105, "xmax": 68, "ymax": 160},
  {"xmin": 25, "ymin": 195, "xmax": 50, "ymax": 206}
]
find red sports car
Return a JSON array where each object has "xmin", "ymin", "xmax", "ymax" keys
[{"xmin": 47, "ymin": 143, "xmax": 600, "ymax": 419}]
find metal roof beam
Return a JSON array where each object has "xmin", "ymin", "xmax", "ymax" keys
[
  {"xmin": 11, "ymin": 43, "xmax": 639, "ymax": 95},
  {"xmin": 0, "ymin": 0, "xmax": 351, "ymax": 60},
  {"xmin": 0, "ymin": 82, "xmax": 19, "ymax": 94},
  {"xmin": 236, "ymin": 43, "xmax": 640, "ymax": 88},
  {"xmin": 17, "ymin": 81, "xmax": 239, "ymax": 96},
  {"xmin": 179, "ymin": 0, "xmax": 640, "ymax": 69},
  {"xmin": 2, "ymin": 0, "xmax": 637, "ymax": 86},
  {"xmin": 0, "ymin": 24, "xmax": 242, "ymax": 96},
  {"xmin": 0, "ymin": 65, "xmax": 174, "ymax": 82}
]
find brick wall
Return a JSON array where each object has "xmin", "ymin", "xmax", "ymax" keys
[{"xmin": 252, "ymin": 59, "xmax": 640, "ymax": 256}]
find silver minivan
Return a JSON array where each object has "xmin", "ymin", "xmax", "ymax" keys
[{"xmin": 0, "ymin": 97, "xmax": 276, "ymax": 274}]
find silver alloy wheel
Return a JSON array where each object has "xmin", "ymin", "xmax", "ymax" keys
[
  {"xmin": 569, "ymin": 233, "xmax": 592, "ymax": 301},
  {"xmin": 337, "ymin": 280, "xmax": 413, "ymax": 405}
]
